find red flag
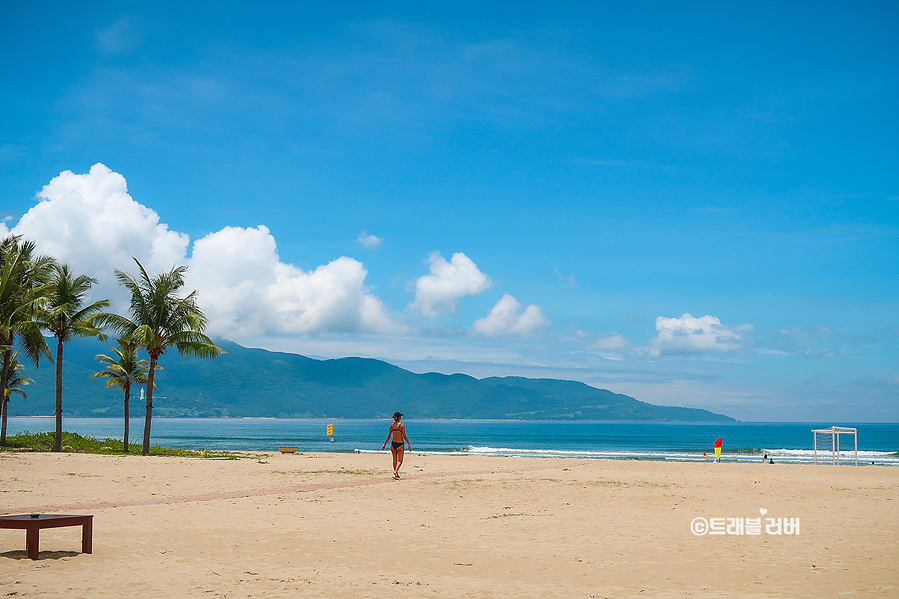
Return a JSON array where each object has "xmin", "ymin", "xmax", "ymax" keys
[{"xmin": 714, "ymin": 438, "xmax": 723, "ymax": 448}]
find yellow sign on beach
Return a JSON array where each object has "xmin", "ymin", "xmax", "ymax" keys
[{"xmin": 327, "ymin": 423, "xmax": 333, "ymax": 436}]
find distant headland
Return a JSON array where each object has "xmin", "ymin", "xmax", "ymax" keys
[{"xmin": 18, "ymin": 338, "xmax": 735, "ymax": 422}]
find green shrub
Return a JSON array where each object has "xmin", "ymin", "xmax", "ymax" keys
[{"xmin": 1, "ymin": 431, "xmax": 242, "ymax": 459}]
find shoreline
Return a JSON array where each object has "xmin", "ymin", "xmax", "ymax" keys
[
  {"xmin": 2, "ymin": 451, "xmax": 896, "ymax": 597},
  {"xmin": 9, "ymin": 414, "xmax": 899, "ymax": 422},
  {"xmin": 6, "ymin": 419, "xmax": 898, "ymax": 467}
]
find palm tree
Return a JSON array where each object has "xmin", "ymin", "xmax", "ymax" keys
[
  {"xmin": 0, "ymin": 235, "xmax": 54, "ymax": 445},
  {"xmin": 101, "ymin": 259, "xmax": 223, "ymax": 455},
  {"xmin": 90, "ymin": 338, "xmax": 154, "ymax": 452},
  {"xmin": 3, "ymin": 351, "xmax": 35, "ymax": 412},
  {"xmin": 38, "ymin": 263, "xmax": 110, "ymax": 452}
]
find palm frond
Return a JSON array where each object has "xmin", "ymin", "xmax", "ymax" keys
[
  {"xmin": 93, "ymin": 312, "xmax": 137, "ymax": 337},
  {"xmin": 113, "ymin": 258, "xmax": 222, "ymax": 454},
  {"xmin": 4, "ymin": 351, "xmax": 36, "ymax": 400},
  {"xmin": 90, "ymin": 338, "xmax": 154, "ymax": 392}
]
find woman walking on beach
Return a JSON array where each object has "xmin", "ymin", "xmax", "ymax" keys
[{"xmin": 382, "ymin": 412, "xmax": 411, "ymax": 479}]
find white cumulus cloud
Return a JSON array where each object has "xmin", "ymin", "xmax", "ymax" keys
[
  {"xmin": 185, "ymin": 225, "xmax": 279, "ymax": 336},
  {"xmin": 187, "ymin": 226, "xmax": 406, "ymax": 337},
  {"xmin": 267, "ymin": 256, "xmax": 402, "ymax": 335},
  {"xmin": 590, "ymin": 332, "xmax": 628, "ymax": 351},
  {"xmin": 8, "ymin": 163, "xmax": 189, "ymax": 302},
  {"xmin": 472, "ymin": 293, "xmax": 549, "ymax": 337},
  {"xmin": 650, "ymin": 313, "xmax": 753, "ymax": 357},
  {"xmin": 357, "ymin": 231, "xmax": 383, "ymax": 249},
  {"xmin": 7, "ymin": 164, "xmax": 404, "ymax": 338},
  {"xmin": 409, "ymin": 251, "xmax": 492, "ymax": 317}
]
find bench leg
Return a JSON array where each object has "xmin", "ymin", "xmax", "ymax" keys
[
  {"xmin": 26, "ymin": 527, "xmax": 39, "ymax": 560},
  {"xmin": 81, "ymin": 519, "xmax": 92, "ymax": 554}
]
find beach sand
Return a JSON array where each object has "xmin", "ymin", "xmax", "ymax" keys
[{"xmin": 1, "ymin": 451, "xmax": 896, "ymax": 598}]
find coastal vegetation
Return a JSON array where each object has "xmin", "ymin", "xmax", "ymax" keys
[
  {"xmin": 2, "ymin": 352, "xmax": 34, "ymax": 428},
  {"xmin": 0, "ymin": 430, "xmax": 242, "ymax": 458},
  {"xmin": 0, "ymin": 236, "xmax": 55, "ymax": 445},
  {"xmin": 90, "ymin": 338, "xmax": 153, "ymax": 453},
  {"xmin": 37, "ymin": 263, "xmax": 110, "ymax": 451},
  {"xmin": 1, "ymin": 235, "xmax": 224, "ymax": 451},
  {"xmin": 96, "ymin": 259, "xmax": 224, "ymax": 455}
]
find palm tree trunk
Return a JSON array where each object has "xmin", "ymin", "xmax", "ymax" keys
[
  {"xmin": 142, "ymin": 355, "xmax": 158, "ymax": 456},
  {"xmin": 123, "ymin": 384, "xmax": 130, "ymax": 453},
  {"xmin": 0, "ymin": 347, "xmax": 10, "ymax": 445},
  {"xmin": 0, "ymin": 397, "xmax": 8, "ymax": 445},
  {"xmin": 53, "ymin": 337, "xmax": 64, "ymax": 452}
]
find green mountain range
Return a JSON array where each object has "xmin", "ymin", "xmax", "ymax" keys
[{"xmin": 10, "ymin": 338, "xmax": 734, "ymax": 422}]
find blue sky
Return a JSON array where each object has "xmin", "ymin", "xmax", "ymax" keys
[{"xmin": 2, "ymin": 1, "xmax": 897, "ymax": 421}]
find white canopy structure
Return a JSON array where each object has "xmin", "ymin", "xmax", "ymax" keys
[{"xmin": 812, "ymin": 426, "xmax": 858, "ymax": 466}]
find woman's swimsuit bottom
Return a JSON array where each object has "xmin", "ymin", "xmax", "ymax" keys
[{"xmin": 392, "ymin": 441, "xmax": 404, "ymax": 449}]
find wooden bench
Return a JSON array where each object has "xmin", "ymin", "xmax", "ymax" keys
[{"xmin": 0, "ymin": 514, "xmax": 93, "ymax": 560}]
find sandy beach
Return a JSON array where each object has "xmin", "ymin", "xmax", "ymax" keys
[{"xmin": 1, "ymin": 451, "xmax": 896, "ymax": 598}]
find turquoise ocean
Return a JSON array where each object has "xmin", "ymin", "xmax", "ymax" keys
[{"xmin": 7, "ymin": 418, "xmax": 898, "ymax": 466}]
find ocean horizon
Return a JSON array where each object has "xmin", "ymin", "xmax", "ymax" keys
[{"xmin": 6, "ymin": 417, "xmax": 898, "ymax": 466}]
